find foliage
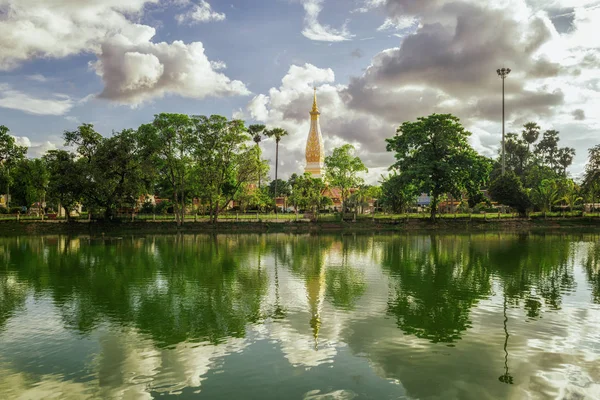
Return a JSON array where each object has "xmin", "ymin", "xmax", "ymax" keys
[
  {"xmin": 324, "ymin": 144, "xmax": 368, "ymax": 212},
  {"xmin": 268, "ymin": 179, "xmax": 291, "ymax": 199},
  {"xmin": 386, "ymin": 114, "xmax": 488, "ymax": 220},
  {"xmin": 380, "ymin": 174, "xmax": 418, "ymax": 213},
  {"xmin": 488, "ymin": 172, "xmax": 531, "ymax": 216},
  {"xmin": 289, "ymin": 173, "xmax": 326, "ymax": 215},
  {"xmin": 530, "ymin": 179, "xmax": 561, "ymax": 214},
  {"xmin": 43, "ymin": 150, "xmax": 85, "ymax": 221}
]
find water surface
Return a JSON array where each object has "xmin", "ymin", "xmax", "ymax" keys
[{"xmin": 1, "ymin": 233, "xmax": 599, "ymax": 399}]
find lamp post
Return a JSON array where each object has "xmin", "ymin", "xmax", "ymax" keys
[{"xmin": 497, "ymin": 67, "xmax": 511, "ymax": 176}]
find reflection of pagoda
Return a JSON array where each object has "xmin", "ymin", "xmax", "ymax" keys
[{"xmin": 306, "ymin": 260, "xmax": 327, "ymax": 349}]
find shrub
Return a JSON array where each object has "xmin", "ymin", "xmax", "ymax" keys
[
  {"xmin": 0, "ymin": 206, "xmax": 8, "ymax": 214},
  {"xmin": 140, "ymin": 201, "xmax": 155, "ymax": 214},
  {"xmin": 489, "ymin": 172, "xmax": 531, "ymax": 216}
]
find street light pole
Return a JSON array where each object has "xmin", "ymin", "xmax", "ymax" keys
[{"xmin": 497, "ymin": 67, "xmax": 511, "ymax": 176}]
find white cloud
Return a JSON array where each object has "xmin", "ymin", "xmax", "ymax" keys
[
  {"xmin": 377, "ymin": 16, "xmax": 417, "ymax": 31},
  {"xmin": 0, "ymin": 84, "xmax": 74, "ymax": 115},
  {"xmin": 92, "ymin": 35, "xmax": 249, "ymax": 105},
  {"xmin": 25, "ymin": 74, "xmax": 49, "ymax": 82},
  {"xmin": 301, "ymin": 0, "xmax": 355, "ymax": 42},
  {"xmin": 0, "ymin": 0, "xmax": 247, "ymax": 105},
  {"xmin": 175, "ymin": 0, "xmax": 226, "ymax": 24}
]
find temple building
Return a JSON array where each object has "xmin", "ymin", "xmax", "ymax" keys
[{"xmin": 304, "ymin": 88, "xmax": 325, "ymax": 178}]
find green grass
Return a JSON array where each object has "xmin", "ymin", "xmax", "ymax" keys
[{"xmin": 1, "ymin": 211, "xmax": 598, "ymax": 222}]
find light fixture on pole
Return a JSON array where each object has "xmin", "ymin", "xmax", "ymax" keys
[{"xmin": 496, "ymin": 67, "xmax": 511, "ymax": 176}]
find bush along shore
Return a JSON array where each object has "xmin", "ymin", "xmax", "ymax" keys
[{"xmin": 2, "ymin": 214, "xmax": 600, "ymax": 236}]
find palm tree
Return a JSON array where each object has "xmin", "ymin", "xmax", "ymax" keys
[
  {"xmin": 248, "ymin": 124, "xmax": 266, "ymax": 187},
  {"xmin": 531, "ymin": 179, "xmax": 560, "ymax": 217},
  {"xmin": 562, "ymin": 180, "xmax": 582, "ymax": 213},
  {"xmin": 521, "ymin": 122, "xmax": 541, "ymax": 154},
  {"xmin": 265, "ymin": 127, "xmax": 289, "ymax": 214},
  {"xmin": 557, "ymin": 147, "xmax": 576, "ymax": 177}
]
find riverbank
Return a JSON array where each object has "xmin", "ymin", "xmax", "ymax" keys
[{"xmin": 2, "ymin": 217, "xmax": 600, "ymax": 236}]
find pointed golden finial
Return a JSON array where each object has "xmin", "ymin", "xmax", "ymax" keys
[{"xmin": 311, "ymin": 86, "xmax": 319, "ymax": 114}]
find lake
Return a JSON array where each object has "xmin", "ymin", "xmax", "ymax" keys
[{"xmin": 0, "ymin": 233, "xmax": 599, "ymax": 399}]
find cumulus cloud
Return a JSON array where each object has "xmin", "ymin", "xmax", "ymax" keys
[
  {"xmin": 301, "ymin": 0, "xmax": 355, "ymax": 42},
  {"xmin": 175, "ymin": 0, "xmax": 225, "ymax": 24},
  {"xmin": 92, "ymin": 35, "xmax": 249, "ymax": 104},
  {"xmin": 0, "ymin": 84, "xmax": 74, "ymax": 115},
  {"xmin": 248, "ymin": 1, "xmax": 600, "ymax": 178},
  {"xmin": 0, "ymin": 0, "xmax": 248, "ymax": 105}
]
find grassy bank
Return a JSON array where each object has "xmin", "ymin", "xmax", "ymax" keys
[{"xmin": 2, "ymin": 216, "xmax": 600, "ymax": 236}]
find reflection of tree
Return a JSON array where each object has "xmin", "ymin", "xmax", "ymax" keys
[
  {"xmin": 0, "ymin": 235, "xmax": 268, "ymax": 346},
  {"xmin": 583, "ymin": 239, "xmax": 600, "ymax": 304},
  {"xmin": 474, "ymin": 234, "xmax": 576, "ymax": 317},
  {"xmin": 382, "ymin": 235, "xmax": 493, "ymax": 343}
]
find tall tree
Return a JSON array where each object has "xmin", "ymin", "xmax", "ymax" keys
[
  {"xmin": 521, "ymin": 122, "xmax": 541, "ymax": 153},
  {"xmin": 265, "ymin": 128, "xmax": 288, "ymax": 211},
  {"xmin": 386, "ymin": 114, "xmax": 487, "ymax": 220},
  {"xmin": 324, "ymin": 144, "xmax": 368, "ymax": 213},
  {"xmin": 193, "ymin": 115, "xmax": 260, "ymax": 222},
  {"xmin": 139, "ymin": 114, "xmax": 194, "ymax": 225},
  {"xmin": 557, "ymin": 147, "xmax": 575, "ymax": 176},
  {"xmin": 43, "ymin": 150, "xmax": 84, "ymax": 221},
  {"xmin": 248, "ymin": 124, "xmax": 266, "ymax": 187},
  {"xmin": 0, "ymin": 125, "xmax": 27, "ymax": 207},
  {"xmin": 582, "ymin": 145, "xmax": 600, "ymax": 207},
  {"xmin": 535, "ymin": 130, "xmax": 560, "ymax": 170}
]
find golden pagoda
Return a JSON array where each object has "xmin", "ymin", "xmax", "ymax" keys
[{"xmin": 305, "ymin": 88, "xmax": 325, "ymax": 178}]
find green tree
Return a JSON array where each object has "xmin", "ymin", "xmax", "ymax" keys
[
  {"xmin": 521, "ymin": 122, "xmax": 541, "ymax": 154},
  {"xmin": 583, "ymin": 145, "xmax": 600, "ymax": 207},
  {"xmin": 193, "ymin": 115, "xmax": 259, "ymax": 222},
  {"xmin": 43, "ymin": 150, "xmax": 84, "ymax": 221},
  {"xmin": 289, "ymin": 173, "xmax": 325, "ymax": 218},
  {"xmin": 488, "ymin": 172, "xmax": 531, "ymax": 216},
  {"xmin": 386, "ymin": 114, "xmax": 487, "ymax": 220},
  {"xmin": 248, "ymin": 124, "xmax": 267, "ymax": 187},
  {"xmin": 268, "ymin": 179, "xmax": 291, "ymax": 199},
  {"xmin": 265, "ymin": 128, "xmax": 289, "ymax": 211},
  {"xmin": 557, "ymin": 147, "xmax": 575, "ymax": 176},
  {"xmin": 324, "ymin": 144, "xmax": 368, "ymax": 213},
  {"xmin": 561, "ymin": 179, "xmax": 582, "ymax": 212},
  {"xmin": 139, "ymin": 114, "xmax": 194, "ymax": 225},
  {"xmin": 380, "ymin": 174, "xmax": 418, "ymax": 213},
  {"xmin": 531, "ymin": 179, "xmax": 561, "ymax": 214},
  {"xmin": 504, "ymin": 133, "xmax": 529, "ymax": 179},
  {"xmin": 8, "ymin": 158, "xmax": 49, "ymax": 211},
  {"xmin": 66, "ymin": 125, "xmax": 155, "ymax": 219},
  {"xmin": 535, "ymin": 130, "xmax": 560, "ymax": 170},
  {"xmin": 0, "ymin": 125, "xmax": 27, "ymax": 208}
]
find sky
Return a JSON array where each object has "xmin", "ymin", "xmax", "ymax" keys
[{"xmin": 0, "ymin": 0, "xmax": 599, "ymax": 183}]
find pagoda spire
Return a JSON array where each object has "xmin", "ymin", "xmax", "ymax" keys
[{"xmin": 305, "ymin": 87, "xmax": 325, "ymax": 178}]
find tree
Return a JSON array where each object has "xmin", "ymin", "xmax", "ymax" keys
[
  {"xmin": 248, "ymin": 124, "xmax": 266, "ymax": 187},
  {"xmin": 504, "ymin": 133, "xmax": 529, "ymax": 179},
  {"xmin": 489, "ymin": 172, "xmax": 531, "ymax": 216},
  {"xmin": 324, "ymin": 144, "xmax": 368, "ymax": 213},
  {"xmin": 9, "ymin": 158, "xmax": 49, "ymax": 211},
  {"xmin": 289, "ymin": 173, "xmax": 325, "ymax": 218},
  {"xmin": 66, "ymin": 125, "xmax": 154, "ymax": 219},
  {"xmin": 139, "ymin": 114, "xmax": 194, "ymax": 225},
  {"xmin": 386, "ymin": 114, "xmax": 487, "ymax": 220},
  {"xmin": 521, "ymin": 122, "xmax": 541, "ymax": 153},
  {"xmin": 557, "ymin": 147, "xmax": 575, "ymax": 176},
  {"xmin": 561, "ymin": 179, "xmax": 582, "ymax": 213},
  {"xmin": 583, "ymin": 145, "xmax": 600, "ymax": 207},
  {"xmin": 380, "ymin": 174, "xmax": 418, "ymax": 213},
  {"xmin": 0, "ymin": 125, "xmax": 27, "ymax": 208},
  {"xmin": 193, "ymin": 115, "xmax": 260, "ymax": 223},
  {"xmin": 535, "ymin": 130, "xmax": 560, "ymax": 170},
  {"xmin": 265, "ymin": 128, "xmax": 289, "ymax": 212},
  {"xmin": 268, "ymin": 179, "xmax": 291, "ymax": 200},
  {"xmin": 44, "ymin": 150, "xmax": 84, "ymax": 221},
  {"xmin": 530, "ymin": 179, "xmax": 560, "ymax": 214}
]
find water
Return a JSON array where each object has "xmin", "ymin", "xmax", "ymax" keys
[{"xmin": 0, "ymin": 233, "xmax": 599, "ymax": 399}]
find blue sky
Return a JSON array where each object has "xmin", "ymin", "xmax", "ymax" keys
[{"xmin": 1, "ymin": 0, "xmax": 599, "ymax": 181}]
